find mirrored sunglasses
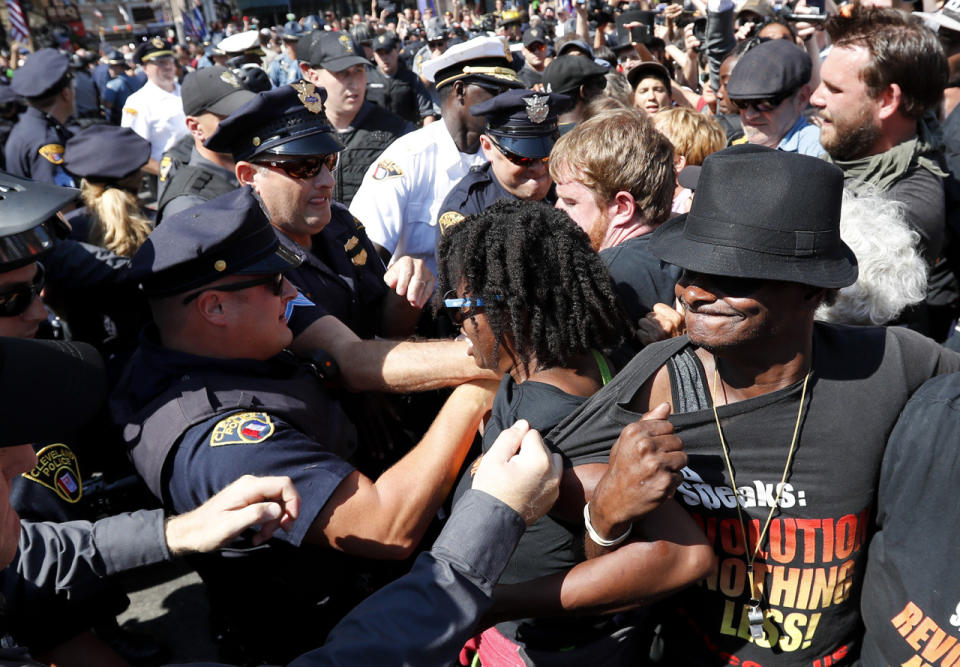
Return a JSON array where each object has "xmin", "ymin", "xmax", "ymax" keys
[{"xmin": 254, "ymin": 153, "xmax": 340, "ymax": 180}]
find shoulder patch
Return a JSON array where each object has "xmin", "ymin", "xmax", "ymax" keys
[
  {"xmin": 372, "ymin": 159, "xmax": 403, "ymax": 180},
  {"xmin": 123, "ymin": 107, "xmax": 137, "ymax": 116},
  {"xmin": 159, "ymin": 155, "xmax": 173, "ymax": 182},
  {"xmin": 439, "ymin": 210, "xmax": 466, "ymax": 234},
  {"xmin": 344, "ymin": 235, "xmax": 368, "ymax": 267},
  {"xmin": 21, "ymin": 443, "xmax": 82, "ymax": 503},
  {"xmin": 38, "ymin": 144, "xmax": 65, "ymax": 165},
  {"xmin": 210, "ymin": 412, "xmax": 275, "ymax": 447}
]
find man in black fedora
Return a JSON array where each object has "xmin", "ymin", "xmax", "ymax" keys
[{"xmin": 534, "ymin": 145, "xmax": 960, "ymax": 665}]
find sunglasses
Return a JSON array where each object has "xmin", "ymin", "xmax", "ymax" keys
[
  {"xmin": 254, "ymin": 153, "xmax": 340, "ymax": 180},
  {"xmin": 443, "ymin": 291, "xmax": 505, "ymax": 325},
  {"xmin": 679, "ymin": 271, "xmax": 765, "ymax": 296},
  {"xmin": 0, "ymin": 262, "xmax": 44, "ymax": 317},
  {"xmin": 490, "ymin": 138, "xmax": 550, "ymax": 168},
  {"xmin": 731, "ymin": 90, "xmax": 795, "ymax": 113},
  {"xmin": 182, "ymin": 272, "xmax": 285, "ymax": 305}
]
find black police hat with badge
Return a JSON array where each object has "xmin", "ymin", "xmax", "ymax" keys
[
  {"xmin": 10, "ymin": 48, "xmax": 72, "ymax": 100},
  {"xmin": 130, "ymin": 186, "xmax": 304, "ymax": 299},
  {"xmin": 134, "ymin": 36, "xmax": 174, "ymax": 65},
  {"xmin": 0, "ymin": 171, "xmax": 74, "ymax": 271},
  {"xmin": 373, "ymin": 32, "xmax": 400, "ymax": 53},
  {"xmin": 421, "ymin": 36, "xmax": 524, "ymax": 92},
  {"xmin": 522, "ymin": 27, "xmax": 548, "ymax": 49},
  {"xmin": 205, "ymin": 82, "xmax": 344, "ymax": 162},
  {"xmin": 470, "ymin": 88, "xmax": 571, "ymax": 159},
  {"xmin": 296, "ymin": 30, "xmax": 368, "ymax": 72}
]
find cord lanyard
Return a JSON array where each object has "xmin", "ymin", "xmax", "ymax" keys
[{"xmin": 711, "ymin": 369, "xmax": 811, "ymax": 641}]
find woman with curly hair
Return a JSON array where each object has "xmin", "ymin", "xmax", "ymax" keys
[{"xmin": 441, "ymin": 201, "xmax": 712, "ymax": 666}]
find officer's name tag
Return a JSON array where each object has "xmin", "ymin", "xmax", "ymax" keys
[{"xmin": 210, "ymin": 412, "xmax": 275, "ymax": 446}]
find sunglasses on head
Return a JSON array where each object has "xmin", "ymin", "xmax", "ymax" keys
[
  {"xmin": 490, "ymin": 138, "xmax": 550, "ymax": 168},
  {"xmin": 254, "ymin": 153, "xmax": 340, "ymax": 180},
  {"xmin": 182, "ymin": 272, "xmax": 285, "ymax": 305},
  {"xmin": 0, "ymin": 262, "xmax": 45, "ymax": 317},
  {"xmin": 731, "ymin": 89, "xmax": 795, "ymax": 113},
  {"xmin": 443, "ymin": 290, "xmax": 504, "ymax": 325}
]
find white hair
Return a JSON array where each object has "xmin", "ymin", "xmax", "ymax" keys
[{"xmin": 816, "ymin": 187, "xmax": 928, "ymax": 326}]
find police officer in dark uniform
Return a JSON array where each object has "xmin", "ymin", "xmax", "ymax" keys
[
  {"xmin": 100, "ymin": 50, "xmax": 141, "ymax": 125},
  {"xmin": 111, "ymin": 185, "xmax": 496, "ymax": 664},
  {"xmin": 155, "ymin": 66, "xmax": 254, "ymax": 222},
  {"xmin": 295, "ymin": 30, "xmax": 413, "ymax": 207},
  {"xmin": 438, "ymin": 89, "xmax": 569, "ymax": 233},
  {"xmin": 4, "ymin": 49, "xmax": 76, "ymax": 187},
  {"xmin": 365, "ymin": 31, "xmax": 436, "ymax": 126}
]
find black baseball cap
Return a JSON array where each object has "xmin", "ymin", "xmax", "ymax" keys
[
  {"xmin": 296, "ymin": 30, "xmax": 368, "ymax": 71},
  {"xmin": 181, "ymin": 66, "xmax": 256, "ymax": 117},
  {"xmin": 542, "ymin": 55, "xmax": 608, "ymax": 94}
]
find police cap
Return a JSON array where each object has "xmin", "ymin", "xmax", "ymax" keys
[
  {"xmin": 373, "ymin": 32, "xmax": 400, "ymax": 52},
  {"xmin": 64, "ymin": 126, "xmax": 151, "ymax": 182},
  {"xmin": 421, "ymin": 36, "xmax": 523, "ymax": 91},
  {"xmin": 627, "ymin": 61, "xmax": 672, "ymax": 94},
  {"xmin": 205, "ymin": 82, "xmax": 344, "ymax": 161},
  {"xmin": 135, "ymin": 36, "xmax": 174, "ymax": 64},
  {"xmin": 471, "ymin": 89, "xmax": 570, "ymax": 158},
  {"xmin": 522, "ymin": 27, "xmax": 548, "ymax": 48},
  {"xmin": 726, "ymin": 38, "xmax": 811, "ymax": 100},
  {"xmin": 130, "ymin": 186, "xmax": 304, "ymax": 298},
  {"xmin": 10, "ymin": 48, "xmax": 72, "ymax": 99},
  {"xmin": 0, "ymin": 171, "xmax": 76, "ymax": 271},
  {"xmin": 181, "ymin": 66, "xmax": 256, "ymax": 117},
  {"xmin": 106, "ymin": 49, "xmax": 125, "ymax": 66},
  {"xmin": 282, "ymin": 20, "xmax": 303, "ymax": 41},
  {"xmin": 296, "ymin": 30, "xmax": 368, "ymax": 71}
]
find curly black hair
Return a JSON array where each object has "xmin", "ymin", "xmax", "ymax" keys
[{"xmin": 437, "ymin": 199, "xmax": 632, "ymax": 371}]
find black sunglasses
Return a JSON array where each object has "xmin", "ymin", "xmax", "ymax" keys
[
  {"xmin": 490, "ymin": 138, "xmax": 550, "ymax": 168},
  {"xmin": 0, "ymin": 262, "xmax": 44, "ymax": 317},
  {"xmin": 182, "ymin": 272, "xmax": 285, "ymax": 305},
  {"xmin": 679, "ymin": 270, "xmax": 766, "ymax": 296},
  {"xmin": 254, "ymin": 153, "xmax": 340, "ymax": 180},
  {"xmin": 731, "ymin": 89, "xmax": 795, "ymax": 113}
]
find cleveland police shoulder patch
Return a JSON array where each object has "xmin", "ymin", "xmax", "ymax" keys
[
  {"xmin": 159, "ymin": 155, "xmax": 174, "ymax": 182},
  {"xmin": 372, "ymin": 159, "xmax": 403, "ymax": 180},
  {"xmin": 439, "ymin": 210, "xmax": 465, "ymax": 234},
  {"xmin": 38, "ymin": 144, "xmax": 65, "ymax": 165},
  {"xmin": 21, "ymin": 443, "xmax": 83, "ymax": 503},
  {"xmin": 210, "ymin": 412, "xmax": 275, "ymax": 447}
]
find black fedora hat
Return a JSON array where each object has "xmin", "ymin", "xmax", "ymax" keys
[{"xmin": 649, "ymin": 144, "xmax": 857, "ymax": 289}]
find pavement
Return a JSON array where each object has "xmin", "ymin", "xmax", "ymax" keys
[{"xmin": 115, "ymin": 560, "xmax": 219, "ymax": 663}]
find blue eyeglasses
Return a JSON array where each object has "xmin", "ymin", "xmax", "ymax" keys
[{"xmin": 443, "ymin": 290, "xmax": 503, "ymax": 325}]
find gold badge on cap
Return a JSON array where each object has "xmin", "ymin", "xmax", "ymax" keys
[
  {"xmin": 214, "ymin": 260, "xmax": 227, "ymax": 271},
  {"xmin": 293, "ymin": 81, "xmax": 324, "ymax": 114},
  {"xmin": 339, "ymin": 33, "xmax": 355, "ymax": 54},
  {"xmin": 151, "ymin": 36, "xmax": 164, "ymax": 49},
  {"xmin": 220, "ymin": 70, "xmax": 241, "ymax": 88},
  {"xmin": 525, "ymin": 95, "xmax": 549, "ymax": 124}
]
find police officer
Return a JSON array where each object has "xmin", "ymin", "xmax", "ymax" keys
[
  {"xmin": 296, "ymin": 30, "xmax": 413, "ymax": 207},
  {"xmin": 0, "ymin": 86, "xmax": 24, "ymax": 171},
  {"xmin": 4, "ymin": 48, "xmax": 76, "ymax": 186},
  {"xmin": 365, "ymin": 31, "xmax": 436, "ymax": 126},
  {"xmin": 111, "ymin": 186, "xmax": 498, "ymax": 664},
  {"xmin": 100, "ymin": 50, "xmax": 142, "ymax": 125},
  {"xmin": 438, "ymin": 88, "xmax": 568, "ymax": 231},
  {"xmin": 350, "ymin": 36, "xmax": 525, "ymax": 276},
  {"xmin": 267, "ymin": 20, "xmax": 303, "ymax": 87},
  {"xmin": 518, "ymin": 27, "xmax": 549, "ymax": 88},
  {"xmin": 155, "ymin": 66, "xmax": 253, "ymax": 222}
]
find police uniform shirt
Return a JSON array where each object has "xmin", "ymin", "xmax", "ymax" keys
[
  {"xmin": 4, "ymin": 107, "xmax": 75, "ymax": 186},
  {"xmin": 121, "ymin": 80, "xmax": 189, "ymax": 162},
  {"xmin": 119, "ymin": 331, "xmax": 356, "ymax": 548},
  {"xmin": 282, "ymin": 202, "xmax": 389, "ymax": 340},
  {"xmin": 102, "ymin": 73, "xmax": 141, "ymax": 125},
  {"xmin": 366, "ymin": 63, "xmax": 434, "ymax": 125},
  {"xmin": 437, "ymin": 161, "xmax": 556, "ymax": 229},
  {"xmin": 349, "ymin": 119, "xmax": 487, "ymax": 277},
  {"xmin": 267, "ymin": 51, "xmax": 302, "ymax": 88}
]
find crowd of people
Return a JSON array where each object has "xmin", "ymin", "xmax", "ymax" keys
[{"xmin": 0, "ymin": 0, "xmax": 959, "ymax": 664}]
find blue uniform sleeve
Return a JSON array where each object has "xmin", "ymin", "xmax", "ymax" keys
[
  {"xmin": 286, "ymin": 489, "xmax": 526, "ymax": 667},
  {"xmin": 167, "ymin": 413, "xmax": 356, "ymax": 547}
]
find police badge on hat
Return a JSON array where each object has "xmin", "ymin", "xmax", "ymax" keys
[
  {"xmin": 293, "ymin": 81, "xmax": 325, "ymax": 114},
  {"xmin": 525, "ymin": 95, "xmax": 549, "ymax": 124},
  {"xmin": 339, "ymin": 33, "xmax": 355, "ymax": 54}
]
